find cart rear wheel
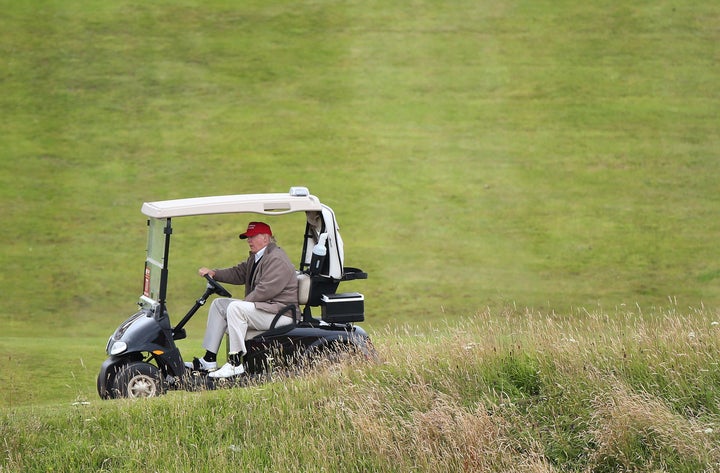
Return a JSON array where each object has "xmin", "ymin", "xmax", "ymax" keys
[{"xmin": 115, "ymin": 361, "xmax": 165, "ymax": 399}]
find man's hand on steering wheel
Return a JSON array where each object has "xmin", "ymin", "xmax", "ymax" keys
[{"xmin": 200, "ymin": 269, "xmax": 232, "ymax": 298}]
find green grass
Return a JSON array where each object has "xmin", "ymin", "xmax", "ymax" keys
[
  {"xmin": 1, "ymin": 0, "xmax": 719, "ymax": 469},
  {"xmin": 2, "ymin": 0, "xmax": 718, "ymax": 332},
  {"xmin": 3, "ymin": 306, "xmax": 720, "ymax": 472}
]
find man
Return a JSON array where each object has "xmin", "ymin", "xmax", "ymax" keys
[{"xmin": 188, "ymin": 221, "xmax": 298, "ymax": 378}]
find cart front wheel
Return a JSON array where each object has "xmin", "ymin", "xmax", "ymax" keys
[{"xmin": 115, "ymin": 361, "xmax": 165, "ymax": 399}]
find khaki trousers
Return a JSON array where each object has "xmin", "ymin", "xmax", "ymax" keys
[{"xmin": 202, "ymin": 298, "xmax": 293, "ymax": 355}]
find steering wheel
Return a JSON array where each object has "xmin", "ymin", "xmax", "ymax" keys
[{"xmin": 204, "ymin": 274, "xmax": 232, "ymax": 298}]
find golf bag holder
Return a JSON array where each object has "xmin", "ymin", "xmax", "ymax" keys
[{"xmin": 300, "ymin": 267, "xmax": 367, "ymax": 324}]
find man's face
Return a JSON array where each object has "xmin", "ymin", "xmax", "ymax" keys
[{"xmin": 247, "ymin": 233, "xmax": 269, "ymax": 254}]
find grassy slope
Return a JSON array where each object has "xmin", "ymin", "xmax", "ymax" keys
[
  {"xmin": 1, "ymin": 0, "xmax": 720, "ymax": 470},
  {"xmin": 2, "ymin": 307, "xmax": 720, "ymax": 472},
  {"xmin": 0, "ymin": 0, "xmax": 718, "ymax": 420}
]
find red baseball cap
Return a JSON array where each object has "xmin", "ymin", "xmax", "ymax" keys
[{"xmin": 239, "ymin": 221, "xmax": 272, "ymax": 239}]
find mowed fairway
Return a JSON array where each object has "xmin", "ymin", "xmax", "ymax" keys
[{"xmin": 1, "ymin": 0, "xmax": 719, "ymax": 410}]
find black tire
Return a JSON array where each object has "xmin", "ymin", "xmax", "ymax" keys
[
  {"xmin": 97, "ymin": 366, "xmax": 119, "ymax": 400},
  {"xmin": 301, "ymin": 340, "xmax": 353, "ymax": 369},
  {"xmin": 114, "ymin": 361, "xmax": 166, "ymax": 399},
  {"xmin": 304, "ymin": 339, "xmax": 378, "ymax": 369}
]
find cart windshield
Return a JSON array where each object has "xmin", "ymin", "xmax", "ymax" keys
[{"xmin": 141, "ymin": 217, "xmax": 170, "ymax": 309}]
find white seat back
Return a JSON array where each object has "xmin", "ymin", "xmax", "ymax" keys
[
  {"xmin": 242, "ymin": 273, "xmax": 309, "ymax": 342},
  {"xmin": 297, "ymin": 272, "xmax": 311, "ymax": 306}
]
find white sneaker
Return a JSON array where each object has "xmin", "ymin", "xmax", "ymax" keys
[
  {"xmin": 184, "ymin": 357, "xmax": 217, "ymax": 371},
  {"xmin": 208, "ymin": 362, "xmax": 245, "ymax": 378}
]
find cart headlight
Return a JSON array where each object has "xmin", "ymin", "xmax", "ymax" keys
[{"xmin": 109, "ymin": 341, "xmax": 127, "ymax": 355}]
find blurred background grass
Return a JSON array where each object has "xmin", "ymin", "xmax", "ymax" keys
[{"xmin": 0, "ymin": 0, "xmax": 719, "ymax": 406}]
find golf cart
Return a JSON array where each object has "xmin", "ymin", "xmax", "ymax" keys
[{"xmin": 97, "ymin": 187, "xmax": 371, "ymax": 399}]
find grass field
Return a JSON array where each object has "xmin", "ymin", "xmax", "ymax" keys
[
  {"xmin": 1, "ymin": 0, "xmax": 719, "ymax": 470},
  {"xmin": 3, "ymin": 306, "xmax": 720, "ymax": 471}
]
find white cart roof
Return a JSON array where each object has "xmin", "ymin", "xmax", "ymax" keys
[
  {"xmin": 140, "ymin": 187, "xmax": 346, "ymax": 280},
  {"xmin": 141, "ymin": 188, "xmax": 323, "ymax": 218}
]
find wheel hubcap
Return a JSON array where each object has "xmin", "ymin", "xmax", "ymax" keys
[{"xmin": 128, "ymin": 374, "xmax": 157, "ymax": 398}]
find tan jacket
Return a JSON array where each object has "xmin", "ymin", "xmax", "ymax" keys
[{"xmin": 213, "ymin": 242, "xmax": 298, "ymax": 315}]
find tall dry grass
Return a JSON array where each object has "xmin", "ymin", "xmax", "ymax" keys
[
  {"xmin": 2, "ymin": 305, "xmax": 719, "ymax": 472},
  {"xmin": 325, "ymin": 303, "xmax": 720, "ymax": 471}
]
